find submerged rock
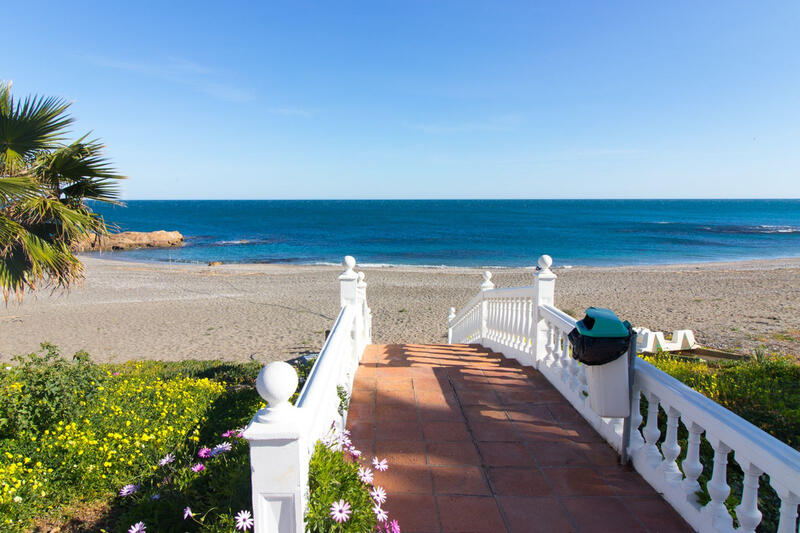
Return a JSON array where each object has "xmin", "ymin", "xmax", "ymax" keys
[{"xmin": 72, "ymin": 230, "xmax": 184, "ymax": 252}]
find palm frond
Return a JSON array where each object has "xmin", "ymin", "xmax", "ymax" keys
[
  {"xmin": 0, "ymin": 84, "xmax": 73, "ymax": 174},
  {"xmin": 33, "ymin": 136, "xmax": 125, "ymax": 204},
  {"xmin": 0, "ymin": 176, "xmax": 41, "ymax": 204}
]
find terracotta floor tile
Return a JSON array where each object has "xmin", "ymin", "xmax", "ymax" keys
[
  {"xmin": 561, "ymin": 497, "xmax": 647, "ymax": 533},
  {"xmin": 498, "ymin": 496, "xmax": 576, "ymax": 533},
  {"xmin": 437, "ymin": 495, "xmax": 505, "ymax": 532},
  {"xmin": 422, "ymin": 420, "xmax": 471, "ymax": 441},
  {"xmin": 487, "ymin": 467, "xmax": 553, "ymax": 497},
  {"xmin": 376, "ymin": 420, "xmax": 424, "ymax": 441},
  {"xmin": 374, "ymin": 440, "xmax": 428, "ymax": 466},
  {"xmin": 462, "ymin": 406, "xmax": 509, "ymax": 423},
  {"xmin": 526, "ymin": 440, "xmax": 590, "ymax": 467},
  {"xmin": 626, "ymin": 496, "xmax": 691, "ymax": 532},
  {"xmin": 427, "ymin": 441, "xmax": 482, "ymax": 466},
  {"xmin": 469, "ymin": 420, "xmax": 521, "ymax": 442},
  {"xmin": 347, "ymin": 420, "xmax": 374, "ymax": 441},
  {"xmin": 375, "ymin": 403, "xmax": 419, "ymax": 421},
  {"xmin": 544, "ymin": 467, "xmax": 614, "ymax": 496},
  {"xmin": 505, "ymin": 404, "xmax": 555, "ymax": 424},
  {"xmin": 418, "ymin": 404, "xmax": 462, "ymax": 422},
  {"xmin": 373, "ymin": 464, "xmax": 433, "ymax": 494},
  {"xmin": 383, "ymin": 492, "xmax": 440, "ymax": 532},
  {"xmin": 597, "ymin": 465, "xmax": 662, "ymax": 498},
  {"xmin": 477, "ymin": 441, "xmax": 534, "ymax": 467},
  {"xmin": 431, "ymin": 466, "xmax": 491, "ymax": 496}
]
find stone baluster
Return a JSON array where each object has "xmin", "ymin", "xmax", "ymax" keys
[
  {"xmin": 681, "ymin": 420, "xmax": 704, "ymax": 503},
  {"xmin": 704, "ymin": 436, "xmax": 733, "ymax": 531},
  {"xmin": 532, "ymin": 255, "xmax": 556, "ymax": 367},
  {"xmin": 642, "ymin": 392, "xmax": 662, "ymax": 467},
  {"xmin": 734, "ymin": 457, "xmax": 763, "ymax": 533},
  {"xmin": 545, "ymin": 322, "xmax": 556, "ymax": 365},
  {"xmin": 628, "ymin": 386, "xmax": 645, "ymax": 454},
  {"xmin": 772, "ymin": 482, "xmax": 800, "ymax": 533},
  {"xmin": 447, "ymin": 307, "xmax": 456, "ymax": 344},
  {"xmin": 660, "ymin": 406, "xmax": 683, "ymax": 483},
  {"xmin": 243, "ymin": 362, "xmax": 306, "ymax": 533},
  {"xmin": 479, "ymin": 271, "xmax": 493, "ymax": 343}
]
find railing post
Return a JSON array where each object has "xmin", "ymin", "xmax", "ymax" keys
[
  {"xmin": 357, "ymin": 271, "xmax": 371, "ymax": 346},
  {"xmin": 339, "ymin": 255, "xmax": 359, "ymax": 308},
  {"xmin": 479, "ymin": 271, "xmax": 494, "ymax": 343},
  {"xmin": 243, "ymin": 362, "xmax": 308, "ymax": 533},
  {"xmin": 447, "ymin": 307, "xmax": 456, "ymax": 344},
  {"xmin": 339, "ymin": 256, "xmax": 361, "ymax": 360},
  {"xmin": 532, "ymin": 254, "xmax": 556, "ymax": 368}
]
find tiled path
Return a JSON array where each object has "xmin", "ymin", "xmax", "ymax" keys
[{"xmin": 346, "ymin": 344, "xmax": 689, "ymax": 533}]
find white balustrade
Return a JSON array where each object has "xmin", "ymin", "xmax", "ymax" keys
[
  {"xmin": 447, "ymin": 253, "xmax": 800, "ymax": 533},
  {"xmin": 243, "ymin": 256, "xmax": 372, "ymax": 533}
]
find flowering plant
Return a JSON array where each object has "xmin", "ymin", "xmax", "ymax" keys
[{"xmin": 306, "ymin": 425, "xmax": 400, "ymax": 532}]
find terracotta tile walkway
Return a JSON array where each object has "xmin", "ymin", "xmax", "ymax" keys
[{"xmin": 346, "ymin": 344, "xmax": 690, "ymax": 533}]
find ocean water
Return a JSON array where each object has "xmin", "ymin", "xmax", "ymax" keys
[{"xmin": 87, "ymin": 200, "xmax": 800, "ymax": 267}]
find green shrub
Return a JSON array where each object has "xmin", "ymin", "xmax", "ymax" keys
[
  {"xmin": 0, "ymin": 343, "xmax": 105, "ymax": 438},
  {"xmin": 306, "ymin": 441, "xmax": 377, "ymax": 533}
]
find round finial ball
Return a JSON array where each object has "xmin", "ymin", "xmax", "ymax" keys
[
  {"xmin": 538, "ymin": 254, "xmax": 553, "ymax": 270},
  {"xmin": 357, "ymin": 271, "xmax": 365, "ymax": 281},
  {"xmin": 256, "ymin": 361, "xmax": 299, "ymax": 407},
  {"xmin": 449, "ymin": 307, "xmax": 456, "ymax": 313},
  {"xmin": 343, "ymin": 255, "xmax": 356, "ymax": 270},
  {"xmin": 483, "ymin": 271, "xmax": 492, "ymax": 281}
]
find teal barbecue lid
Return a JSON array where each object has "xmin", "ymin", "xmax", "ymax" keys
[{"xmin": 574, "ymin": 307, "xmax": 630, "ymax": 338}]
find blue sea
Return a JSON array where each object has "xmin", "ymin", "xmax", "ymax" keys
[{"xmin": 87, "ymin": 200, "xmax": 800, "ymax": 267}]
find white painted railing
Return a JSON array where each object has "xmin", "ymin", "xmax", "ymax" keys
[
  {"xmin": 243, "ymin": 256, "xmax": 372, "ymax": 533},
  {"xmin": 448, "ymin": 255, "xmax": 800, "ymax": 533}
]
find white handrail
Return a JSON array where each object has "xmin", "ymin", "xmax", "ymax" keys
[
  {"xmin": 446, "ymin": 254, "xmax": 800, "ymax": 533},
  {"xmin": 243, "ymin": 256, "xmax": 371, "ymax": 533}
]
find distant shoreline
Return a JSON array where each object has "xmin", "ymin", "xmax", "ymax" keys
[{"xmin": 76, "ymin": 252, "xmax": 800, "ymax": 272}]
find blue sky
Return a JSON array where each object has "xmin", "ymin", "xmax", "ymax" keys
[{"xmin": 6, "ymin": 1, "xmax": 800, "ymax": 199}]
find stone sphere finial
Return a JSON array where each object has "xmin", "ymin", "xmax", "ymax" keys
[
  {"xmin": 357, "ymin": 271, "xmax": 365, "ymax": 282},
  {"xmin": 480, "ymin": 270, "xmax": 495, "ymax": 290},
  {"xmin": 343, "ymin": 255, "xmax": 356, "ymax": 270},
  {"xmin": 255, "ymin": 362, "xmax": 298, "ymax": 415},
  {"xmin": 448, "ymin": 307, "xmax": 456, "ymax": 319},
  {"xmin": 538, "ymin": 254, "xmax": 553, "ymax": 271}
]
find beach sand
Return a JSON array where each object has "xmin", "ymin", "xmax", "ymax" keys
[{"xmin": 1, "ymin": 256, "xmax": 799, "ymax": 363}]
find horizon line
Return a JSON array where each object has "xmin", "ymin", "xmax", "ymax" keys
[{"xmin": 113, "ymin": 197, "xmax": 800, "ymax": 202}]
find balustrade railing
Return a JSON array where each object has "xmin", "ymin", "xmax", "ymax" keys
[
  {"xmin": 243, "ymin": 256, "xmax": 372, "ymax": 533},
  {"xmin": 448, "ymin": 254, "xmax": 800, "ymax": 533}
]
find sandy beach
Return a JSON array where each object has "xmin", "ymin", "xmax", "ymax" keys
[{"xmin": 1, "ymin": 256, "xmax": 799, "ymax": 364}]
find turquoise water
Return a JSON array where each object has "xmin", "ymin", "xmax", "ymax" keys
[{"xmin": 88, "ymin": 200, "xmax": 800, "ymax": 267}]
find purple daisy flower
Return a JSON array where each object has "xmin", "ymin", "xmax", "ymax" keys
[
  {"xmin": 211, "ymin": 441, "xmax": 232, "ymax": 456},
  {"xmin": 330, "ymin": 500, "xmax": 351, "ymax": 523},
  {"xmin": 191, "ymin": 463, "xmax": 205, "ymax": 472},
  {"xmin": 370, "ymin": 486, "xmax": 387, "ymax": 504},
  {"xmin": 373, "ymin": 504, "xmax": 388, "ymax": 522},
  {"xmin": 183, "ymin": 506, "xmax": 193, "ymax": 519},
  {"xmin": 390, "ymin": 519, "xmax": 401, "ymax": 533},
  {"xmin": 158, "ymin": 453, "xmax": 175, "ymax": 466},
  {"xmin": 373, "ymin": 457, "xmax": 389, "ymax": 472},
  {"xmin": 119, "ymin": 484, "xmax": 139, "ymax": 497},
  {"xmin": 358, "ymin": 466, "xmax": 374, "ymax": 484},
  {"xmin": 198, "ymin": 447, "xmax": 212, "ymax": 458},
  {"xmin": 128, "ymin": 522, "xmax": 146, "ymax": 533},
  {"xmin": 234, "ymin": 509, "xmax": 254, "ymax": 530}
]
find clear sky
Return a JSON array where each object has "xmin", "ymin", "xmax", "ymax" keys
[{"xmin": 6, "ymin": 1, "xmax": 800, "ymax": 199}]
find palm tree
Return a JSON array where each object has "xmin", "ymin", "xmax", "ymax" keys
[{"xmin": 0, "ymin": 82, "xmax": 125, "ymax": 302}]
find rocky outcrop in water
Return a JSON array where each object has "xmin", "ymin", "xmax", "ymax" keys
[{"xmin": 72, "ymin": 230, "xmax": 184, "ymax": 252}]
